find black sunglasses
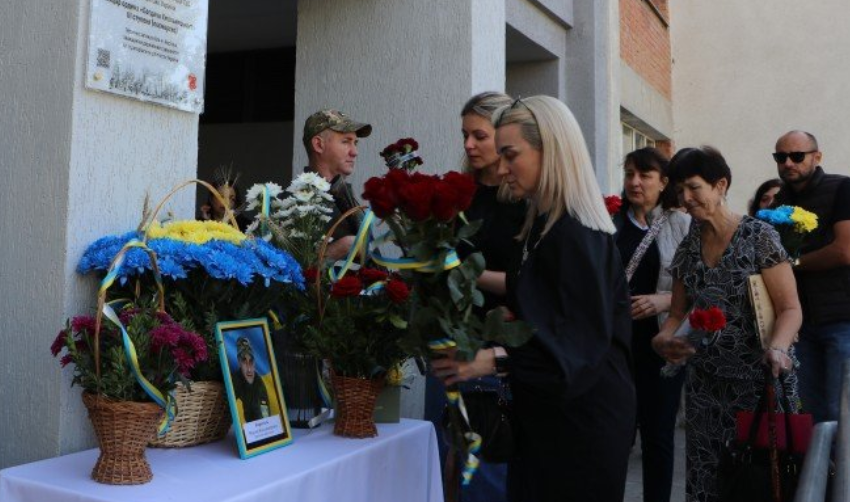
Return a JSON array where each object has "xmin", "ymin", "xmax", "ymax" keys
[{"xmin": 772, "ymin": 151, "xmax": 817, "ymax": 164}]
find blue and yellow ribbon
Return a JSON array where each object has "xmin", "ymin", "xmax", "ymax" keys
[
  {"xmin": 98, "ymin": 240, "xmax": 173, "ymax": 435},
  {"xmin": 426, "ymin": 338, "xmax": 480, "ymax": 485},
  {"xmin": 329, "ymin": 209, "xmax": 376, "ymax": 282}
]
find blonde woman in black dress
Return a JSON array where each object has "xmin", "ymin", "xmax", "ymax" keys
[{"xmin": 434, "ymin": 95, "xmax": 635, "ymax": 502}]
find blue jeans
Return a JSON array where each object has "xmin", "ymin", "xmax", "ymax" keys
[{"xmin": 795, "ymin": 320, "xmax": 850, "ymax": 422}]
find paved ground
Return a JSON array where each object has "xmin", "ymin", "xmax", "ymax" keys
[{"xmin": 624, "ymin": 426, "xmax": 687, "ymax": 502}]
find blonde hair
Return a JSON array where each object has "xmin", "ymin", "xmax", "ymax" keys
[
  {"xmin": 492, "ymin": 95, "xmax": 616, "ymax": 238},
  {"xmin": 460, "ymin": 92, "xmax": 515, "ymax": 203}
]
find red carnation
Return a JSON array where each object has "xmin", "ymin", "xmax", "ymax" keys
[
  {"xmin": 359, "ymin": 267, "xmax": 389, "ymax": 285},
  {"xmin": 443, "ymin": 171, "xmax": 476, "ymax": 211},
  {"xmin": 604, "ymin": 195, "xmax": 622, "ymax": 216},
  {"xmin": 704, "ymin": 307, "xmax": 727, "ymax": 332},
  {"xmin": 385, "ymin": 279, "xmax": 411, "ymax": 304},
  {"xmin": 690, "ymin": 307, "xmax": 726, "ymax": 332},
  {"xmin": 330, "ymin": 275, "xmax": 363, "ymax": 298}
]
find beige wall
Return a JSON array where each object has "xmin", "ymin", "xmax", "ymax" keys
[{"xmin": 672, "ymin": 0, "xmax": 850, "ymax": 213}]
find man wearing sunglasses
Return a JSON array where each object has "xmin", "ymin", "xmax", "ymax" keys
[{"xmin": 772, "ymin": 130, "xmax": 850, "ymax": 422}]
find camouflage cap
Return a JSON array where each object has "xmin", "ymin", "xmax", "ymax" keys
[
  {"xmin": 236, "ymin": 337, "xmax": 254, "ymax": 361},
  {"xmin": 303, "ymin": 109, "xmax": 372, "ymax": 146}
]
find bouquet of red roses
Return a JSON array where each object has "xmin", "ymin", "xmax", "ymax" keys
[{"xmin": 363, "ymin": 151, "xmax": 531, "ymax": 359}]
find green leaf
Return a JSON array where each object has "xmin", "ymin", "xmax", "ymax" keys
[{"xmin": 456, "ymin": 220, "xmax": 482, "ymax": 241}]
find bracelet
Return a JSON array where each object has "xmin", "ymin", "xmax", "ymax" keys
[{"xmin": 769, "ymin": 346, "xmax": 789, "ymax": 356}]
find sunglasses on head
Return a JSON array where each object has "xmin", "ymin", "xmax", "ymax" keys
[{"xmin": 772, "ymin": 151, "xmax": 816, "ymax": 164}]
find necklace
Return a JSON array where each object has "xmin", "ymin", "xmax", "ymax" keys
[{"xmin": 520, "ymin": 231, "xmax": 543, "ymax": 270}]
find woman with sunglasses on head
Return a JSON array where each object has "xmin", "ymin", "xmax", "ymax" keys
[
  {"xmin": 425, "ymin": 92, "xmax": 525, "ymax": 502},
  {"xmin": 433, "ymin": 95, "xmax": 635, "ymax": 502},
  {"xmin": 651, "ymin": 147, "xmax": 802, "ymax": 502},
  {"xmin": 614, "ymin": 147, "xmax": 690, "ymax": 502}
]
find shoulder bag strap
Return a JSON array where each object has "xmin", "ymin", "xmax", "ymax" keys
[{"xmin": 625, "ymin": 210, "xmax": 670, "ymax": 283}]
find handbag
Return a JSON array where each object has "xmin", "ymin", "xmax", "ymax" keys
[
  {"xmin": 444, "ymin": 381, "xmax": 514, "ymax": 463},
  {"xmin": 719, "ymin": 372, "xmax": 812, "ymax": 502}
]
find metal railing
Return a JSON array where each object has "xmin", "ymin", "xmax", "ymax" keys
[
  {"xmin": 795, "ymin": 421, "xmax": 837, "ymax": 502},
  {"xmin": 795, "ymin": 360, "xmax": 850, "ymax": 502}
]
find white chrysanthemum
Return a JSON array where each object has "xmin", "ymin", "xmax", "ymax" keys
[
  {"xmin": 245, "ymin": 183, "xmax": 284, "ymax": 211},
  {"xmin": 293, "ymin": 189, "xmax": 314, "ymax": 203}
]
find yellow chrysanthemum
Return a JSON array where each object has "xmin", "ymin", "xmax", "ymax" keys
[
  {"xmin": 386, "ymin": 364, "xmax": 404, "ymax": 386},
  {"xmin": 147, "ymin": 220, "xmax": 247, "ymax": 245},
  {"xmin": 790, "ymin": 207, "xmax": 818, "ymax": 234}
]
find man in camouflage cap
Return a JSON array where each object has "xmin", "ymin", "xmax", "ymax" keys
[
  {"xmin": 234, "ymin": 336, "xmax": 269, "ymax": 423},
  {"xmin": 303, "ymin": 109, "xmax": 372, "ymax": 260}
]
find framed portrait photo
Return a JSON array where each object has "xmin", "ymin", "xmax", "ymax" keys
[{"xmin": 215, "ymin": 318, "xmax": 293, "ymax": 459}]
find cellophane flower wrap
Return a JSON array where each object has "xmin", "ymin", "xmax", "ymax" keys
[
  {"xmin": 755, "ymin": 205, "xmax": 819, "ymax": 258},
  {"xmin": 51, "ymin": 303, "xmax": 208, "ymax": 401},
  {"xmin": 77, "ymin": 220, "xmax": 304, "ymax": 380},
  {"xmin": 661, "ymin": 306, "xmax": 727, "ymax": 377}
]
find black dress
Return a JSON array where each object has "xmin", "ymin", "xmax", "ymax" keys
[
  {"xmin": 457, "ymin": 183, "xmax": 525, "ymax": 312},
  {"xmin": 506, "ymin": 214, "xmax": 635, "ymax": 502}
]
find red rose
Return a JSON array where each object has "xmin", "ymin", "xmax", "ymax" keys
[
  {"xmin": 604, "ymin": 195, "xmax": 622, "ymax": 216},
  {"xmin": 398, "ymin": 138, "xmax": 419, "ymax": 152},
  {"xmin": 443, "ymin": 171, "xmax": 476, "ymax": 211},
  {"xmin": 432, "ymin": 180, "xmax": 460, "ymax": 221},
  {"xmin": 385, "ymin": 279, "xmax": 411, "ymax": 304},
  {"xmin": 363, "ymin": 177, "xmax": 398, "ymax": 218},
  {"xmin": 359, "ymin": 267, "xmax": 389, "ymax": 285},
  {"xmin": 399, "ymin": 173, "xmax": 437, "ymax": 221},
  {"xmin": 330, "ymin": 275, "xmax": 363, "ymax": 298}
]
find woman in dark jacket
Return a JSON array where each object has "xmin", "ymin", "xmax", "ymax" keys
[{"xmin": 433, "ymin": 95, "xmax": 635, "ymax": 502}]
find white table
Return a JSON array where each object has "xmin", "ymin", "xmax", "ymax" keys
[{"xmin": 0, "ymin": 419, "xmax": 443, "ymax": 502}]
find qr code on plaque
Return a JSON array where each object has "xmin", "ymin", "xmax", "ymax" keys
[{"xmin": 96, "ymin": 49, "xmax": 111, "ymax": 69}]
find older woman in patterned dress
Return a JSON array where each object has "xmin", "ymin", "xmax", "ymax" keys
[{"xmin": 651, "ymin": 147, "xmax": 802, "ymax": 502}]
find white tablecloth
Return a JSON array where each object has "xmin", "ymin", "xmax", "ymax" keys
[{"xmin": 0, "ymin": 419, "xmax": 443, "ymax": 502}]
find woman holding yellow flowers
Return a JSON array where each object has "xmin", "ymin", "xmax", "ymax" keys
[{"xmin": 651, "ymin": 147, "xmax": 803, "ymax": 502}]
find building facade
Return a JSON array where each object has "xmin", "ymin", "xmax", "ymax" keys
[{"xmin": 0, "ymin": 0, "xmax": 675, "ymax": 468}]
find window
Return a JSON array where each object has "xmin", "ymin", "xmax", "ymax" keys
[{"xmin": 621, "ymin": 123, "xmax": 655, "ymax": 153}]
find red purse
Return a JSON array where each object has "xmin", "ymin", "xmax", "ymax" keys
[{"xmin": 735, "ymin": 374, "xmax": 813, "ymax": 455}]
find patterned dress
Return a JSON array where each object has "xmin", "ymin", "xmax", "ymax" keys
[{"xmin": 669, "ymin": 216, "xmax": 799, "ymax": 502}]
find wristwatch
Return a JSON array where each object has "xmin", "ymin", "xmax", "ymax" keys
[{"xmin": 493, "ymin": 346, "xmax": 510, "ymax": 377}]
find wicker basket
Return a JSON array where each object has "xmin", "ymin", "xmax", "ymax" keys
[
  {"xmin": 331, "ymin": 372, "xmax": 384, "ymax": 438},
  {"xmin": 149, "ymin": 381, "xmax": 231, "ymax": 447},
  {"xmin": 83, "ymin": 392, "xmax": 164, "ymax": 485}
]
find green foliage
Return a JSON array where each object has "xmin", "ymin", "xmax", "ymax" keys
[{"xmin": 52, "ymin": 301, "xmax": 208, "ymax": 402}]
